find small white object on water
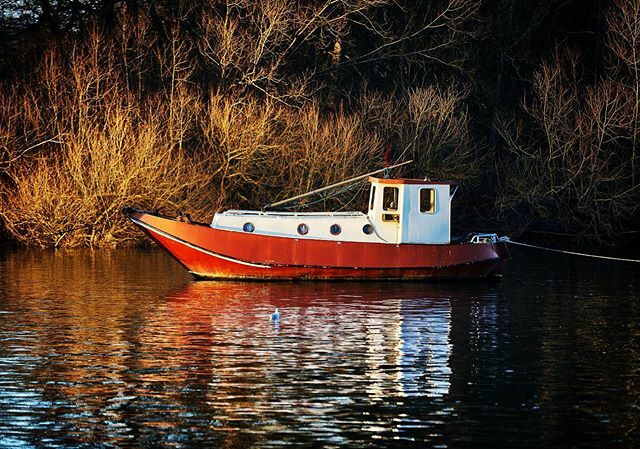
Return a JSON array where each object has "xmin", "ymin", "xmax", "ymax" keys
[{"xmin": 271, "ymin": 308, "xmax": 280, "ymax": 321}]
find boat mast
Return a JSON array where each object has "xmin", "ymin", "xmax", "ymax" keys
[{"xmin": 264, "ymin": 160, "xmax": 413, "ymax": 210}]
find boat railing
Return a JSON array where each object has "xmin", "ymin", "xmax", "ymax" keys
[
  {"xmin": 223, "ymin": 210, "xmax": 366, "ymax": 218},
  {"xmin": 469, "ymin": 233, "xmax": 499, "ymax": 244}
]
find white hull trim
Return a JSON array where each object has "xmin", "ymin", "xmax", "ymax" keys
[{"xmin": 130, "ymin": 217, "xmax": 272, "ymax": 269}]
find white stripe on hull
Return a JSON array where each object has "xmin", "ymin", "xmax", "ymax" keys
[{"xmin": 130, "ymin": 217, "xmax": 272, "ymax": 269}]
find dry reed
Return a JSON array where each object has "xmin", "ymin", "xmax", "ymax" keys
[{"xmin": 0, "ymin": 10, "xmax": 479, "ymax": 248}]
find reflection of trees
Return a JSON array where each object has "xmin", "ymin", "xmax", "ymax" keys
[
  {"xmin": 2, "ymin": 249, "xmax": 639, "ymax": 446},
  {"xmin": 0, "ymin": 257, "xmax": 505, "ymax": 447},
  {"xmin": 0, "ymin": 249, "xmax": 190, "ymax": 446}
]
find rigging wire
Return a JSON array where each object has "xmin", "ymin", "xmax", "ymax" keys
[
  {"xmin": 280, "ymin": 179, "xmax": 367, "ymax": 211},
  {"xmin": 336, "ymin": 179, "xmax": 368, "ymax": 212}
]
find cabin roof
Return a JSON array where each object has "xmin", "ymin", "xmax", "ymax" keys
[{"xmin": 368, "ymin": 177, "xmax": 458, "ymax": 186}]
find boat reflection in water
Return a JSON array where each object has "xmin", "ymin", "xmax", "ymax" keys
[
  {"xmin": 144, "ymin": 281, "xmax": 497, "ymax": 445},
  {"xmin": 0, "ymin": 249, "xmax": 500, "ymax": 446},
  {"xmin": 3, "ymin": 249, "xmax": 639, "ymax": 447}
]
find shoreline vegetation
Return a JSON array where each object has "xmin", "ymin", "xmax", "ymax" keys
[{"xmin": 0, "ymin": 0, "xmax": 638, "ymax": 248}]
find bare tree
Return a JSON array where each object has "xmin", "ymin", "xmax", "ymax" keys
[
  {"xmin": 607, "ymin": 0, "xmax": 640, "ymax": 185},
  {"xmin": 498, "ymin": 53, "xmax": 638, "ymax": 238},
  {"xmin": 196, "ymin": 0, "xmax": 478, "ymax": 103}
]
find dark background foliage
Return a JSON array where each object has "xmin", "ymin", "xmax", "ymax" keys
[{"xmin": 0, "ymin": 0, "xmax": 637, "ymax": 247}]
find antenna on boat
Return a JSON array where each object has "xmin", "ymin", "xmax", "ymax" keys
[{"xmin": 264, "ymin": 160, "xmax": 413, "ymax": 210}]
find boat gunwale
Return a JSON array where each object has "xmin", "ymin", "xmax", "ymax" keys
[{"xmin": 128, "ymin": 210, "xmax": 503, "ymax": 269}]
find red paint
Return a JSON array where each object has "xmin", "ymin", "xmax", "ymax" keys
[{"xmin": 126, "ymin": 209, "xmax": 507, "ymax": 280}]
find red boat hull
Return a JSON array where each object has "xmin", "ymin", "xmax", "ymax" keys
[{"xmin": 125, "ymin": 209, "xmax": 507, "ymax": 280}]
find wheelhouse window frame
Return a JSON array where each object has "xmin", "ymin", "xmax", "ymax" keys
[
  {"xmin": 369, "ymin": 186, "xmax": 376, "ymax": 210},
  {"xmin": 382, "ymin": 187, "xmax": 399, "ymax": 211},
  {"xmin": 419, "ymin": 188, "xmax": 436, "ymax": 214}
]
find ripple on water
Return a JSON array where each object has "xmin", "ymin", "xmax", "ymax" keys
[{"xmin": 0, "ymin": 248, "xmax": 639, "ymax": 448}]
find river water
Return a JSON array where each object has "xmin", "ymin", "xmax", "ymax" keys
[{"xmin": 0, "ymin": 248, "xmax": 638, "ymax": 448}]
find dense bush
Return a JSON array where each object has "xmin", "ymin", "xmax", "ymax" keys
[{"xmin": 0, "ymin": 0, "xmax": 638, "ymax": 246}]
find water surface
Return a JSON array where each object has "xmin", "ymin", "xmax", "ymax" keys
[{"xmin": 0, "ymin": 248, "xmax": 639, "ymax": 448}]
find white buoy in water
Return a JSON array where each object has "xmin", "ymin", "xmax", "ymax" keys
[{"xmin": 270, "ymin": 308, "xmax": 280, "ymax": 321}]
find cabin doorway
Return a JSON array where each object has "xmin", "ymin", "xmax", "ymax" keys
[{"xmin": 381, "ymin": 186, "xmax": 401, "ymax": 242}]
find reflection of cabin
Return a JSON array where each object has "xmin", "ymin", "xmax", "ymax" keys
[
  {"xmin": 211, "ymin": 177, "xmax": 457, "ymax": 245},
  {"xmin": 367, "ymin": 177, "xmax": 456, "ymax": 244}
]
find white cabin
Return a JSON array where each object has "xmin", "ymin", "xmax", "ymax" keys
[{"xmin": 211, "ymin": 177, "xmax": 457, "ymax": 245}]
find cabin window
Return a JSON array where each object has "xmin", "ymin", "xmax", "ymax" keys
[
  {"xmin": 383, "ymin": 187, "xmax": 399, "ymax": 211},
  {"xmin": 369, "ymin": 186, "xmax": 376, "ymax": 210},
  {"xmin": 420, "ymin": 188, "xmax": 436, "ymax": 213},
  {"xmin": 243, "ymin": 222, "xmax": 255, "ymax": 232},
  {"xmin": 297, "ymin": 223, "xmax": 309, "ymax": 235},
  {"xmin": 330, "ymin": 224, "xmax": 341, "ymax": 235},
  {"xmin": 362, "ymin": 224, "xmax": 374, "ymax": 235}
]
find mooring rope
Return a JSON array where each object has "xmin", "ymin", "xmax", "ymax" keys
[{"xmin": 503, "ymin": 237, "xmax": 640, "ymax": 263}]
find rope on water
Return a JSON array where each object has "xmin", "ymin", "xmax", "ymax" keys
[{"xmin": 503, "ymin": 238, "xmax": 640, "ymax": 263}]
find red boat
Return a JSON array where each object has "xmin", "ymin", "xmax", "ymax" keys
[{"xmin": 124, "ymin": 173, "xmax": 508, "ymax": 280}]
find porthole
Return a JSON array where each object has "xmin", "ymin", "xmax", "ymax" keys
[
  {"xmin": 243, "ymin": 222, "xmax": 255, "ymax": 233},
  {"xmin": 297, "ymin": 223, "xmax": 309, "ymax": 235},
  {"xmin": 330, "ymin": 224, "xmax": 341, "ymax": 235},
  {"xmin": 363, "ymin": 224, "xmax": 374, "ymax": 235}
]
